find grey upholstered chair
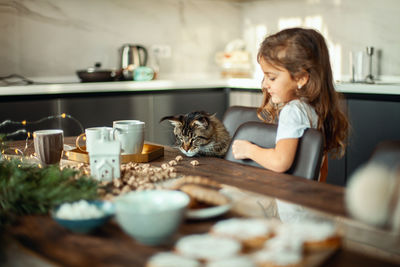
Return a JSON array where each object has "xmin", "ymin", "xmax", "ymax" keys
[
  {"xmin": 222, "ymin": 105, "xmax": 260, "ymax": 137},
  {"xmin": 224, "ymin": 121, "xmax": 324, "ymax": 181}
]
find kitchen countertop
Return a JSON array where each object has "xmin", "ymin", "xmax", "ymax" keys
[{"xmin": 0, "ymin": 78, "xmax": 399, "ymax": 96}]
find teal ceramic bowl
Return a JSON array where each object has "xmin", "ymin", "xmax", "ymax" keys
[
  {"xmin": 51, "ymin": 200, "xmax": 115, "ymax": 234},
  {"xmin": 115, "ymin": 190, "xmax": 190, "ymax": 245}
]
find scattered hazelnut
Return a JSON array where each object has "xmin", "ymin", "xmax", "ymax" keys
[
  {"xmin": 161, "ymin": 163, "xmax": 169, "ymax": 169},
  {"xmin": 169, "ymin": 160, "xmax": 177, "ymax": 166},
  {"xmin": 175, "ymin": 155, "xmax": 183, "ymax": 162},
  {"xmin": 112, "ymin": 188, "xmax": 121, "ymax": 194},
  {"xmin": 104, "ymin": 194, "xmax": 114, "ymax": 201},
  {"xmin": 113, "ymin": 179, "xmax": 122, "ymax": 188},
  {"xmin": 127, "ymin": 177, "xmax": 136, "ymax": 185},
  {"xmin": 153, "ymin": 167, "xmax": 162, "ymax": 172},
  {"xmin": 97, "ymin": 188, "xmax": 106, "ymax": 195},
  {"xmin": 142, "ymin": 163, "xmax": 150, "ymax": 169},
  {"xmin": 121, "ymin": 185, "xmax": 131, "ymax": 193},
  {"xmin": 190, "ymin": 160, "xmax": 199, "ymax": 166}
]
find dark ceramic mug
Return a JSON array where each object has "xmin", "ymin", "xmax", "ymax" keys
[{"xmin": 33, "ymin": 129, "xmax": 64, "ymax": 166}]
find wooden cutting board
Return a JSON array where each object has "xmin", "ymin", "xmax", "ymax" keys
[{"xmin": 64, "ymin": 143, "xmax": 164, "ymax": 163}]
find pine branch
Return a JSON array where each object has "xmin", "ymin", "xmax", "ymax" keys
[{"xmin": 0, "ymin": 159, "xmax": 99, "ymax": 229}]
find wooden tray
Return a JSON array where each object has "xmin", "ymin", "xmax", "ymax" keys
[{"xmin": 64, "ymin": 143, "xmax": 164, "ymax": 163}]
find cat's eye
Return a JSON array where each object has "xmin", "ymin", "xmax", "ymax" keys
[
  {"xmin": 193, "ymin": 136, "xmax": 207, "ymax": 145},
  {"xmin": 193, "ymin": 139, "xmax": 201, "ymax": 145}
]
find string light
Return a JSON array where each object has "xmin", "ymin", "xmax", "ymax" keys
[
  {"xmin": 0, "ymin": 113, "xmax": 84, "ymax": 133},
  {"xmin": 0, "ymin": 113, "xmax": 84, "ymax": 161}
]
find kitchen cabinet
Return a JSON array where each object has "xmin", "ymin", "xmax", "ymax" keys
[
  {"xmin": 56, "ymin": 93, "xmax": 151, "ymax": 137},
  {"xmin": 1, "ymin": 81, "xmax": 399, "ymax": 187},
  {"xmin": 0, "ymin": 89, "xmax": 228, "ymax": 146},
  {"xmin": 345, "ymin": 94, "xmax": 400, "ymax": 180},
  {"xmin": 327, "ymin": 93, "xmax": 400, "ymax": 186},
  {"xmin": 153, "ymin": 89, "xmax": 228, "ymax": 145},
  {"xmin": 0, "ymin": 96, "xmax": 60, "ymax": 139}
]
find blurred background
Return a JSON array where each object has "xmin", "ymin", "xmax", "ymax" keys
[{"xmin": 1, "ymin": 0, "xmax": 399, "ymax": 83}]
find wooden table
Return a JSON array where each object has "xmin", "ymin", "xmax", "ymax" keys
[{"xmin": 2, "ymin": 138, "xmax": 399, "ymax": 266}]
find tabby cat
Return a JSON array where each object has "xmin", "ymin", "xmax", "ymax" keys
[{"xmin": 160, "ymin": 111, "xmax": 231, "ymax": 157}]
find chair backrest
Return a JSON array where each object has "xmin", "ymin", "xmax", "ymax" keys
[
  {"xmin": 225, "ymin": 121, "xmax": 324, "ymax": 181},
  {"xmin": 222, "ymin": 106, "xmax": 260, "ymax": 137}
]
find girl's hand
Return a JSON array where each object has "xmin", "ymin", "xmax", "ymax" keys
[
  {"xmin": 232, "ymin": 139, "xmax": 254, "ymax": 159},
  {"xmin": 231, "ymin": 138, "xmax": 299, "ymax": 173}
]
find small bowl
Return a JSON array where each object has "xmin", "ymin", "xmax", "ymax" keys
[
  {"xmin": 51, "ymin": 200, "xmax": 115, "ymax": 234},
  {"xmin": 114, "ymin": 190, "xmax": 190, "ymax": 246}
]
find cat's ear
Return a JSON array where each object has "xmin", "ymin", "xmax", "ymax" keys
[
  {"xmin": 193, "ymin": 116, "xmax": 210, "ymax": 129},
  {"xmin": 160, "ymin": 115, "xmax": 182, "ymax": 127}
]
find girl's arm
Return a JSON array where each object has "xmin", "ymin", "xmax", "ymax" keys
[{"xmin": 231, "ymin": 138, "xmax": 299, "ymax": 173}]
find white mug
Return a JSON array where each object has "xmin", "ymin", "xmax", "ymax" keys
[
  {"xmin": 76, "ymin": 127, "xmax": 113, "ymax": 153},
  {"xmin": 113, "ymin": 120, "xmax": 145, "ymax": 155}
]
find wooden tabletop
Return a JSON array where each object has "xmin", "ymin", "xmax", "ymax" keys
[{"xmin": 2, "ymin": 138, "xmax": 399, "ymax": 266}]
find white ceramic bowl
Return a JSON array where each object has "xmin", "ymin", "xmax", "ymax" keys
[{"xmin": 114, "ymin": 190, "xmax": 190, "ymax": 245}]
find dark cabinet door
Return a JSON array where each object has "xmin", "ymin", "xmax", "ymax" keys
[
  {"xmin": 57, "ymin": 93, "xmax": 152, "ymax": 138},
  {"xmin": 346, "ymin": 97, "xmax": 400, "ymax": 181},
  {"xmin": 0, "ymin": 97, "xmax": 59, "ymax": 140},
  {"xmin": 154, "ymin": 89, "xmax": 228, "ymax": 145},
  {"xmin": 1, "ymin": 89, "xmax": 228, "ymax": 145},
  {"xmin": 58, "ymin": 89, "xmax": 228, "ymax": 145}
]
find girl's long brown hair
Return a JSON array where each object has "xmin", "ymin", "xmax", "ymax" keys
[{"xmin": 257, "ymin": 28, "xmax": 349, "ymax": 158}]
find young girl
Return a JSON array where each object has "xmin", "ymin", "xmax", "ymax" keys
[{"xmin": 232, "ymin": 28, "xmax": 349, "ymax": 181}]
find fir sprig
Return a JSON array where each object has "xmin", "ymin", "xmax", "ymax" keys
[{"xmin": 0, "ymin": 159, "xmax": 99, "ymax": 228}]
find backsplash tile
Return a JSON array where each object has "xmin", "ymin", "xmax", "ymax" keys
[
  {"xmin": 0, "ymin": 0, "xmax": 242, "ymax": 81},
  {"xmin": 0, "ymin": 0, "xmax": 399, "ymax": 82}
]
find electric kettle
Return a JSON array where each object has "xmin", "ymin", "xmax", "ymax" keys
[{"xmin": 119, "ymin": 44, "xmax": 148, "ymax": 80}]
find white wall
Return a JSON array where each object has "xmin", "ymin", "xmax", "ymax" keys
[
  {"xmin": 241, "ymin": 0, "xmax": 400, "ymax": 82},
  {"xmin": 0, "ymin": 0, "xmax": 242, "ymax": 81},
  {"xmin": 1, "ymin": 0, "xmax": 399, "ymax": 82}
]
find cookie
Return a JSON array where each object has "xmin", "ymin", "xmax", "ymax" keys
[
  {"xmin": 205, "ymin": 256, "xmax": 256, "ymax": 267},
  {"xmin": 146, "ymin": 252, "xmax": 201, "ymax": 267},
  {"xmin": 276, "ymin": 220, "xmax": 341, "ymax": 251},
  {"xmin": 171, "ymin": 175, "xmax": 222, "ymax": 190},
  {"xmin": 175, "ymin": 234, "xmax": 241, "ymax": 261},
  {"xmin": 210, "ymin": 218, "xmax": 273, "ymax": 251},
  {"xmin": 179, "ymin": 184, "xmax": 230, "ymax": 207},
  {"xmin": 252, "ymin": 249, "xmax": 303, "ymax": 267}
]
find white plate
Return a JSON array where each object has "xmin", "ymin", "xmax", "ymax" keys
[{"xmin": 186, "ymin": 196, "xmax": 232, "ymax": 220}]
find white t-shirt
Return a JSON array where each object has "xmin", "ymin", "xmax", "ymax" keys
[{"xmin": 276, "ymin": 99, "xmax": 318, "ymax": 143}]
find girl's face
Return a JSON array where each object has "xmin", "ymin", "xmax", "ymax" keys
[{"xmin": 260, "ymin": 57, "xmax": 298, "ymax": 104}]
